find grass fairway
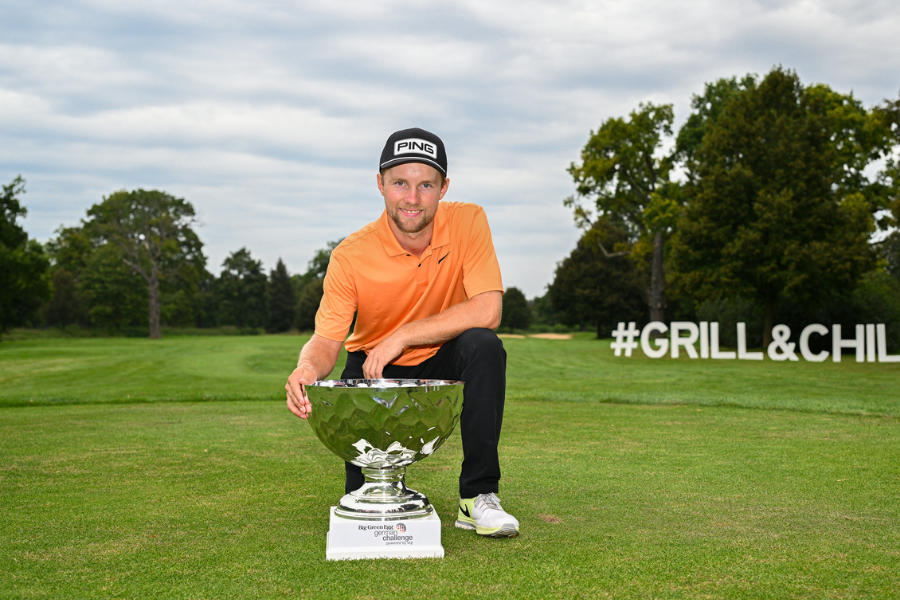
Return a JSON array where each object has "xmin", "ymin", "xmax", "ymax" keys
[{"xmin": 1, "ymin": 334, "xmax": 898, "ymax": 598}]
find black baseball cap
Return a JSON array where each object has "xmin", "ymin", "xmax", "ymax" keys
[{"xmin": 379, "ymin": 127, "xmax": 447, "ymax": 176}]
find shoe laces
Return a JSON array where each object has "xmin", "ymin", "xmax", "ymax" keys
[{"xmin": 476, "ymin": 492, "xmax": 502, "ymax": 512}]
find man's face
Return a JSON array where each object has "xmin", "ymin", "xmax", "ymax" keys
[{"xmin": 377, "ymin": 162, "xmax": 449, "ymax": 236}]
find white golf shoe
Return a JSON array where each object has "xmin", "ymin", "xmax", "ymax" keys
[{"xmin": 455, "ymin": 492, "xmax": 520, "ymax": 537}]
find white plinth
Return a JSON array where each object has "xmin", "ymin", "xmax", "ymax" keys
[{"xmin": 325, "ymin": 507, "xmax": 444, "ymax": 561}]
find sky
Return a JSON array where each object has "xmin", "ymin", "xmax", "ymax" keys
[{"xmin": 2, "ymin": 0, "xmax": 898, "ymax": 298}]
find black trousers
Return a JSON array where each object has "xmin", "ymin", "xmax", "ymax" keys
[{"xmin": 340, "ymin": 327, "xmax": 506, "ymax": 499}]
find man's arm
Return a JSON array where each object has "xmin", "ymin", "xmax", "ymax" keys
[
  {"xmin": 362, "ymin": 290, "xmax": 502, "ymax": 378},
  {"xmin": 285, "ymin": 333, "xmax": 343, "ymax": 419}
]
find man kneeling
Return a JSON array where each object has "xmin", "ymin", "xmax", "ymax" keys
[{"xmin": 285, "ymin": 127, "xmax": 518, "ymax": 537}]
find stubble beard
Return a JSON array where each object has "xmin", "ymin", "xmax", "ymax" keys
[{"xmin": 389, "ymin": 208, "xmax": 432, "ymax": 234}]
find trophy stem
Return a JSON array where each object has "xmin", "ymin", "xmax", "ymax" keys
[{"xmin": 333, "ymin": 465, "xmax": 434, "ymax": 520}]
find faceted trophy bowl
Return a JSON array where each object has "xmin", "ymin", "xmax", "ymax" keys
[{"xmin": 306, "ymin": 378, "xmax": 464, "ymax": 520}]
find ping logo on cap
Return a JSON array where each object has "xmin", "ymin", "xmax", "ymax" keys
[{"xmin": 394, "ymin": 138, "xmax": 437, "ymax": 159}]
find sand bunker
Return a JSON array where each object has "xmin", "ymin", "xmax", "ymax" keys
[
  {"xmin": 497, "ymin": 333, "xmax": 573, "ymax": 340},
  {"xmin": 528, "ymin": 333, "xmax": 572, "ymax": 340}
]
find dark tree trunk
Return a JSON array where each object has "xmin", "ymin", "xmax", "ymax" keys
[{"xmin": 648, "ymin": 230, "xmax": 666, "ymax": 322}]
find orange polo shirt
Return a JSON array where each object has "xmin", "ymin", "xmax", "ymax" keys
[{"xmin": 315, "ymin": 201, "xmax": 503, "ymax": 366}]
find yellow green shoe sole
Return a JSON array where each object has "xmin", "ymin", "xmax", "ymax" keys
[{"xmin": 455, "ymin": 515, "xmax": 519, "ymax": 537}]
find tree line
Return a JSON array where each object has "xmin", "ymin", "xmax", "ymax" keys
[
  {"xmin": 3, "ymin": 67, "xmax": 898, "ymax": 346},
  {"xmin": 1, "ymin": 184, "xmax": 338, "ymax": 338},
  {"xmin": 538, "ymin": 66, "xmax": 900, "ymax": 349},
  {"xmin": 2, "ymin": 178, "xmax": 534, "ymax": 339}
]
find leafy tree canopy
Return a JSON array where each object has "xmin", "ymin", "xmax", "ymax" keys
[
  {"xmin": 566, "ymin": 102, "xmax": 676, "ymax": 238},
  {"xmin": 566, "ymin": 102, "xmax": 680, "ymax": 321},
  {"xmin": 267, "ymin": 258, "xmax": 295, "ymax": 333},
  {"xmin": 670, "ymin": 66, "xmax": 899, "ymax": 338},
  {"xmin": 83, "ymin": 189, "xmax": 206, "ymax": 338},
  {"xmin": 548, "ymin": 216, "xmax": 645, "ymax": 337},
  {"xmin": 1, "ymin": 176, "xmax": 50, "ymax": 334},
  {"xmin": 293, "ymin": 239, "xmax": 343, "ymax": 332},
  {"xmin": 218, "ymin": 247, "xmax": 267, "ymax": 329},
  {"xmin": 500, "ymin": 287, "xmax": 531, "ymax": 332},
  {"xmin": 1, "ymin": 176, "xmax": 28, "ymax": 248}
]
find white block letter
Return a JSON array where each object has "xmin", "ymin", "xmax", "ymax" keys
[
  {"xmin": 799, "ymin": 324, "xmax": 829, "ymax": 362},
  {"xmin": 671, "ymin": 322, "xmax": 699, "ymax": 359},
  {"xmin": 832, "ymin": 324, "xmax": 864, "ymax": 363},
  {"xmin": 641, "ymin": 322, "xmax": 669, "ymax": 359},
  {"xmin": 866, "ymin": 324, "xmax": 876, "ymax": 362},
  {"xmin": 710, "ymin": 322, "xmax": 736, "ymax": 359},
  {"xmin": 736, "ymin": 322, "xmax": 764, "ymax": 360},
  {"xmin": 699, "ymin": 321, "xmax": 710, "ymax": 359}
]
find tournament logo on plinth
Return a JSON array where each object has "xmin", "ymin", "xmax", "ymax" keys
[{"xmin": 305, "ymin": 379, "xmax": 464, "ymax": 560}]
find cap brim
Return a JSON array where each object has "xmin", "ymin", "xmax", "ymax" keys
[{"xmin": 379, "ymin": 156, "xmax": 446, "ymax": 175}]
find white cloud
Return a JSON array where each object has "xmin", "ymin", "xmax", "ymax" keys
[{"xmin": 2, "ymin": 0, "xmax": 898, "ymax": 298}]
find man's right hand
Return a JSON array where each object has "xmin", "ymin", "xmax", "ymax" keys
[{"xmin": 286, "ymin": 363, "xmax": 317, "ymax": 419}]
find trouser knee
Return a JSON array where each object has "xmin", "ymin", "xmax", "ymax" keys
[{"xmin": 456, "ymin": 328, "xmax": 505, "ymax": 364}]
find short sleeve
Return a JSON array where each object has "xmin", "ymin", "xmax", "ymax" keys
[
  {"xmin": 461, "ymin": 206, "xmax": 503, "ymax": 297},
  {"xmin": 314, "ymin": 249, "xmax": 358, "ymax": 342}
]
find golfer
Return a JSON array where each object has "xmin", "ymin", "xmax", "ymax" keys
[{"xmin": 285, "ymin": 127, "xmax": 519, "ymax": 538}]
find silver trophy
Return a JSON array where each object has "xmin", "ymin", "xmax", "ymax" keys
[{"xmin": 306, "ymin": 379, "xmax": 464, "ymax": 521}]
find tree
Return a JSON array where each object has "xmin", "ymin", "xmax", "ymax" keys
[
  {"xmin": 881, "ymin": 231, "xmax": 900, "ymax": 282},
  {"xmin": 295, "ymin": 277, "xmax": 323, "ymax": 332},
  {"xmin": 1, "ymin": 176, "xmax": 28, "ymax": 249},
  {"xmin": 267, "ymin": 258, "xmax": 295, "ymax": 332},
  {"xmin": 670, "ymin": 67, "xmax": 898, "ymax": 342},
  {"xmin": 44, "ymin": 224, "xmax": 138, "ymax": 330},
  {"xmin": 566, "ymin": 102, "xmax": 680, "ymax": 322},
  {"xmin": 43, "ymin": 268, "xmax": 85, "ymax": 327},
  {"xmin": 500, "ymin": 287, "xmax": 531, "ymax": 331},
  {"xmin": 1, "ymin": 176, "xmax": 50, "ymax": 334},
  {"xmin": 869, "ymin": 96, "xmax": 900, "ymax": 231},
  {"xmin": 45, "ymin": 217, "xmax": 211, "ymax": 332},
  {"xmin": 217, "ymin": 247, "xmax": 267, "ymax": 329},
  {"xmin": 674, "ymin": 75, "xmax": 756, "ymax": 180},
  {"xmin": 78, "ymin": 242, "xmax": 147, "ymax": 330},
  {"xmin": 529, "ymin": 292, "xmax": 557, "ymax": 329},
  {"xmin": 159, "ymin": 261, "xmax": 209, "ymax": 328},
  {"xmin": 305, "ymin": 239, "xmax": 342, "ymax": 280},
  {"xmin": 83, "ymin": 189, "xmax": 205, "ymax": 338},
  {"xmin": 548, "ymin": 217, "xmax": 645, "ymax": 337},
  {"xmin": 851, "ymin": 269, "xmax": 900, "ymax": 352},
  {"xmin": 44, "ymin": 226, "xmax": 92, "ymax": 328},
  {"xmin": 293, "ymin": 239, "xmax": 343, "ymax": 332}
]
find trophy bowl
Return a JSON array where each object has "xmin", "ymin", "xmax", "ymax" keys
[{"xmin": 306, "ymin": 378, "xmax": 464, "ymax": 520}]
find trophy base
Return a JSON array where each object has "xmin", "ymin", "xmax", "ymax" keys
[
  {"xmin": 325, "ymin": 507, "xmax": 444, "ymax": 561},
  {"xmin": 333, "ymin": 467, "xmax": 434, "ymax": 520},
  {"xmin": 334, "ymin": 485, "xmax": 433, "ymax": 520}
]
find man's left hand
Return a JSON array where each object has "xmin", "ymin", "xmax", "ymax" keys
[{"xmin": 362, "ymin": 334, "xmax": 405, "ymax": 379}]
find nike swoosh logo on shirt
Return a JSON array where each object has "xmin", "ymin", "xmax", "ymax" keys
[{"xmin": 438, "ymin": 253, "xmax": 450, "ymax": 264}]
